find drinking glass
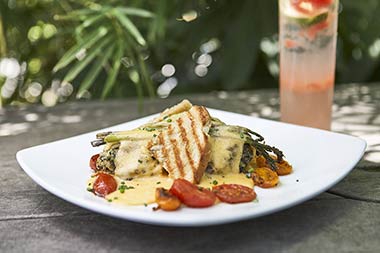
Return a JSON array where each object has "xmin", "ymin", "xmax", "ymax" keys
[{"xmin": 279, "ymin": 0, "xmax": 339, "ymax": 130}]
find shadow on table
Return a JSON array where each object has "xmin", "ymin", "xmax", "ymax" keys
[{"xmin": 49, "ymin": 197, "xmax": 352, "ymax": 252}]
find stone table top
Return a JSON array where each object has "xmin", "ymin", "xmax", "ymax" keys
[{"xmin": 1, "ymin": 83, "xmax": 379, "ymax": 252}]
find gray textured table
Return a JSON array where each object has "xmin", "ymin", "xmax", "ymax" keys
[{"xmin": 1, "ymin": 83, "xmax": 379, "ymax": 252}]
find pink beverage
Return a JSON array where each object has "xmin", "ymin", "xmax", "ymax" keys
[{"xmin": 279, "ymin": 0, "xmax": 338, "ymax": 130}]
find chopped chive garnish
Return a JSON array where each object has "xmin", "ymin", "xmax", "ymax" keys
[
  {"xmin": 118, "ymin": 184, "xmax": 135, "ymax": 193},
  {"xmin": 86, "ymin": 187, "xmax": 93, "ymax": 192},
  {"xmin": 138, "ymin": 160, "xmax": 143, "ymax": 164},
  {"xmin": 144, "ymin": 203, "xmax": 148, "ymax": 207},
  {"xmin": 153, "ymin": 134, "xmax": 157, "ymax": 137},
  {"xmin": 156, "ymin": 181, "xmax": 161, "ymax": 184},
  {"xmin": 166, "ymin": 119, "xmax": 172, "ymax": 123},
  {"xmin": 108, "ymin": 199, "xmax": 112, "ymax": 202},
  {"xmin": 212, "ymin": 180, "xmax": 218, "ymax": 185},
  {"xmin": 248, "ymin": 167, "xmax": 255, "ymax": 173}
]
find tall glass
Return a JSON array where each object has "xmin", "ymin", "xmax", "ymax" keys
[{"xmin": 279, "ymin": 0, "xmax": 338, "ymax": 130}]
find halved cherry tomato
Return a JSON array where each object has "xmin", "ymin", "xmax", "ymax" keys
[
  {"xmin": 90, "ymin": 154, "xmax": 99, "ymax": 171},
  {"xmin": 252, "ymin": 167, "xmax": 279, "ymax": 188},
  {"xmin": 169, "ymin": 179, "xmax": 216, "ymax": 208},
  {"xmin": 275, "ymin": 159, "xmax": 293, "ymax": 176},
  {"xmin": 155, "ymin": 188, "xmax": 181, "ymax": 211},
  {"xmin": 255, "ymin": 155, "xmax": 268, "ymax": 168},
  {"xmin": 257, "ymin": 155, "xmax": 293, "ymax": 176},
  {"xmin": 93, "ymin": 173, "xmax": 117, "ymax": 197},
  {"xmin": 213, "ymin": 184, "xmax": 256, "ymax": 204}
]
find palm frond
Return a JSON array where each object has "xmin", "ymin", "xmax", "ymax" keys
[
  {"xmin": 112, "ymin": 9, "xmax": 147, "ymax": 46},
  {"xmin": 77, "ymin": 44, "xmax": 115, "ymax": 97},
  {"xmin": 63, "ymin": 35, "xmax": 112, "ymax": 82},
  {"xmin": 101, "ymin": 42, "xmax": 124, "ymax": 99},
  {"xmin": 53, "ymin": 26, "xmax": 108, "ymax": 72}
]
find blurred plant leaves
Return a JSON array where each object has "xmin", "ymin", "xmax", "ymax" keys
[
  {"xmin": 337, "ymin": 0, "xmax": 380, "ymax": 83},
  {"xmin": 52, "ymin": 3, "xmax": 154, "ymax": 102},
  {"xmin": 77, "ymin": 44, "xmax": 115, "ymax": 97},
  {"xmin": 113, "ymin": 9, "xmax": 147, "ymax": 46},
  {"xmin": 117, "ymin": 7, "xmax": 155, "ymax": 18},
  {"xmin": 1, "ymin": 0, "xmax": 380, "ymax": 107},
  {"xmin": 53, "ymin": 27, "xmax": 108, "ymax": 72},
  {"xmin": 101, "ymin": 42, "xmax": 124, "ymax": 98},
  {"xmin": 221, "ymin": 0, "xmax": 262, "ymax": 90},
  {"xmin": 63, "ymin": 35, "xmax": 112, "ymax": 82}
]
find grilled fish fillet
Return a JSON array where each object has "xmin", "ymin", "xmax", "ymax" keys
[{"xmin": 149, "ymin": 105, "xmax": 211, "ymax": 183}]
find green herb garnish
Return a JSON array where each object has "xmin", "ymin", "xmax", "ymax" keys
[{"xmin": 118, "ymin": 184, "xmax": 135, "ymax": 193}]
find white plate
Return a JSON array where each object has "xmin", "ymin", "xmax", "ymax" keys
[{"xmin": 16, "ymin": 109, "xmax": 366, "ymax": 227}]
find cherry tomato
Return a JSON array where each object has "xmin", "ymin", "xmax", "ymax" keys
[
  {"xmin": 255, "ymin": 155, "xmax": 267, "ymax": 168},
  {"xmin": 276, "ymin": 159, "xmax": 293, "ymax": 176},
  {"xmin": 93, "ymin": 173, "xmax": 117, "ymax": 197},
  {"xmin": 155, "ymin": 188, "xmax": 181, "ymax": 211},
  {"xmin": 90, "ymin": 154, "xmax": 99, "ymax": 171},
  {"xmin": 169, "ymin": 179, "xmax": 216, "ymax": 208},
  {"xmin": 252, "ymin": 167, "xmax": 279, "ymax": 188},
  {"xmin": 213, "ymin": 184, "xmax": 256, "ymax": 204},
  {"xmin": 257, "ymin": 155, "xmax": 293, "ymax": 176}
]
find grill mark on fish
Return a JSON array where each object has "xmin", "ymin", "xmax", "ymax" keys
[
  {"xmin": 168, "ymin": 125, "xmax": 184, "ymax": 177},
  {"xmin": 158, "ymin": 133, "xmax": 172, "ymax": 174},
  {"xmin": 188, "ymin": 112, "xmax": 202, "ymax": 156},
  {"xmin": 177, "ymin": 117, "xmax": 195, "ymax": 172}
]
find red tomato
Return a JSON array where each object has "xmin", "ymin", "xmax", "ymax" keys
[
  {"xmin": 291, "ymin": 0, "xmax": 333, "ymax": 14},
  {"xmin": 93, "ymin": 173, "xmax": 117, "ymax": 197},
  {"xmin": 169, "ymin": 179, "xmax": 216, "ymax": 208},
  {"xmin": 213, "ymin": 184, "xmax": 256, "ymax": 204},
  {"xmin": 90, "ymin": 154, "xmax": 99, "ymax": 171}
]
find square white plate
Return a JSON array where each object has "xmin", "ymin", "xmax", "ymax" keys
[{"xmin": 16, "ymin": 109, "xmax": 366, "ymax": 227}]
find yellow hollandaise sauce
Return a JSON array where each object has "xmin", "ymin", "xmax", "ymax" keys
[{"xmin": 88, "ymin": 173, "xmax": 254, "ymax": 206}]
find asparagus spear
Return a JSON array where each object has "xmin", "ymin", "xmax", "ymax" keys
[{"xmin": 91, "ymin": 128, "xmax": 159, "ymax": 147}]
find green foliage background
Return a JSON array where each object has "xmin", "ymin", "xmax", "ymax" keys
[{"xmin": 0, "ymin": 0, "xmax": 380, "ymax": 107}]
